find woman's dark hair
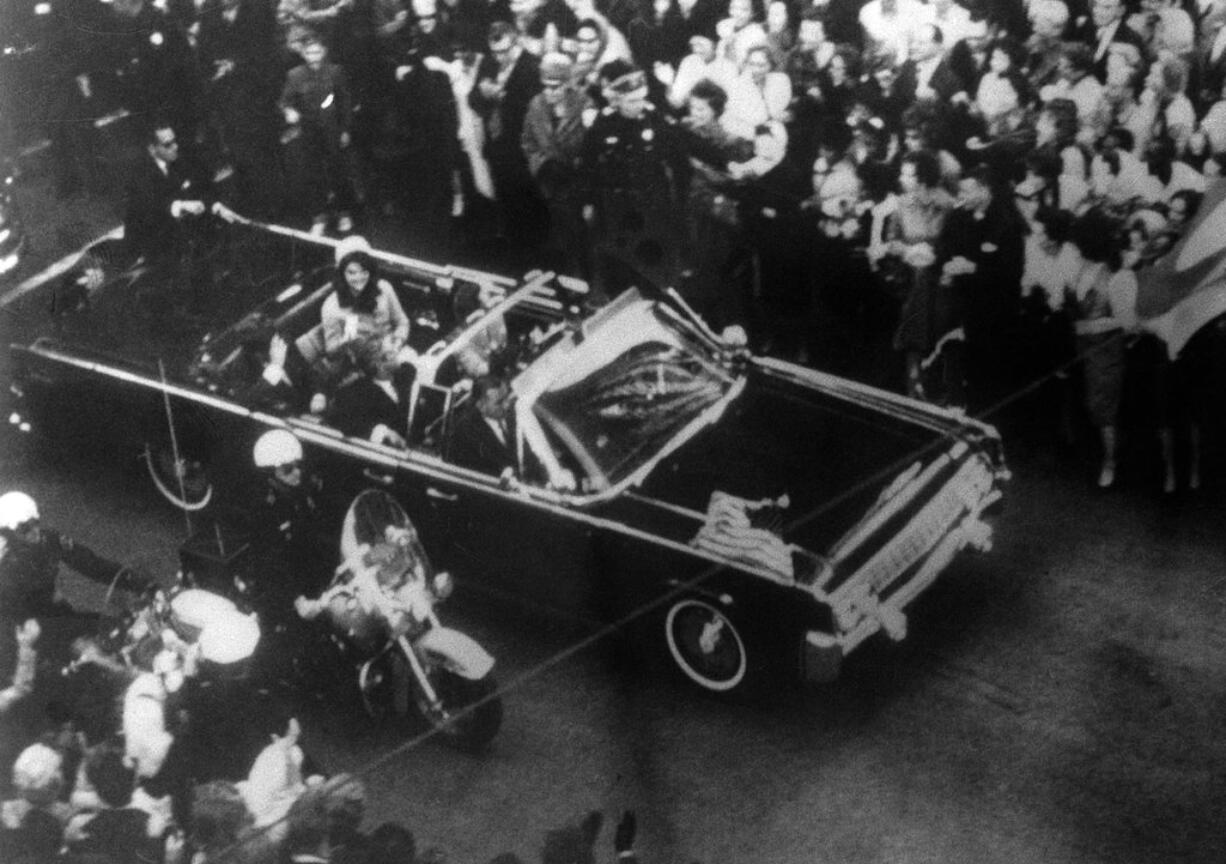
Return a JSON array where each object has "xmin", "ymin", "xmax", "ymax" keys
[
  {"xmin": 901, "ymin": 149, "xmax": 942, "ymax": 190},
  {"xmin": 970, "ymin": 163, "xmax": 1030, "ymax": 234},
  {"xmin": 1070, "ymin": 208, "xmax": 1123, "ymax": 263},
  {"xmin": 1025, "ymin": 147, "xmax": 1063, "ymax": 181},
  {"xmin": 828, "ymin": 43, "xmax": 859, "ymax": 79},
  {"xmin": 1035, "ymin": 206, "xmax": 1074, "ymax": 245},
  {"xmin": 1042, "ymin": 98, "xmax": 1079, "ymax": 145},
  {"xmin": 988, "ymin": 37, "xmax": 1023, "ymax": 70},
  {"xmin": 85, "ymin": 742, "xmax": 135, "ymax": 809},
  {"xmin": 1060, "ymin": 42, "xmax": 1094, "ymax": 75},
  {"xmin": 689, "ymin": 78, "xmax": 729, "ymax": 116},
  {"xmin": 335, "ymin": 251, "xmax": 381, "ymax": 314},
  {"xmin": 1103, "ymin": 126, "xmax": 1134, "ymax": 153},
  {"xmin": 1169, "ymin": 188, "xmax": 1204, "ymax": 220}
]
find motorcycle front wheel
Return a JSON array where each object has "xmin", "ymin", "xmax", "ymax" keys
[{"xmin": 416, "ymin": 669, "xmax": 503, "ymax": 753}]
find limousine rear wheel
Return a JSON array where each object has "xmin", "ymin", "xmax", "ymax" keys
[
  {"xmin": 664, "ymin": 598, "xmax": 749, "ymax": 693},
  {"xmin": 144, "ymin": 443, "xmax": 214, "ymax": 511}
]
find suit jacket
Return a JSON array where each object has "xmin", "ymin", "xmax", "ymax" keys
[
  {"xmin": 123, "ymin": 153, "xmax": 205, "ymax": 263},
  {"xmin": 449, "ymin": 404, "xmax": 516, "ymax": 476},
  {"xmin": 897, "ymin": 55, "xmax": 969, "ymax": 104},
  {"xmin": 521, "ymin": 88, "xmax": 591, "ymax": 188},
  {"xmin": 327, "ymin": 366, "xmax": 416, "ymax": 442},
  {"xmin": 196, "ymin": 0, "xmax": 280, "ymax": 103},
  {"xmin": 1069, "ymin": 18, "xmax": 1147, "ymax": 81},
  {"xmin": 1198, "ymin": 26, "xmax": 1226, "ymax": 102},
  {"xmin": 470, "ymin": 49, "xmax": 541, "ymax": 159}
]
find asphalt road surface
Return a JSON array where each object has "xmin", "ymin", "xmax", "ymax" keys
[{"xmin": 3, "ymin": 138, "xmax": 1226, "ymax": 864}]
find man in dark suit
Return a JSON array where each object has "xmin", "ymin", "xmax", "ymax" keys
[
  {"xmin": 1070, "ymin": 0, "xmax": 1145, "ymax": 82},
  {"xmin": 449, "ymin": 374, "xmax": 517, "ymax": 476},
  {"xmin": 327, "ymin": 336, "xmax": 418, "ymax": 448},
  {"xmin": 196, "ymin": 0, "xmax": 282, "ymax": 218},
  {"xmin": 123, "ymin": 122, "xmax": 210, "ymax": 266},
  {"xmin": 896, "ymin": 23, "xmax": 969, "ymax": 104},
  {"xmin": 470, "ymin": 21, "xmax": 544, "ymax": 245}
]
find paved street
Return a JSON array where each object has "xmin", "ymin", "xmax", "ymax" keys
[
  {"xmin": 3, "ymin": 134, "xmax": 1226, "ymax": 864},
  {"xmin": 3, "ymin": 392, "xmax": 1226, "ymax": 864}
]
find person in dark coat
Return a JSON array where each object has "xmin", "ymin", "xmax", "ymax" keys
[
  {"xmin": 521, "ymin": 52, "xmax": 593, "ymax": 276},
  {"xmin": 280, "ymin": 33, "xmax": 358, "ymax": 234},
  {"xmin": 1068, "ymin": 0, "xmax": 1146, "ymax": 82},
  {"xmin": 578, "ymin": 60, "xmax": 689, "ymax": 299},
  {"xmin": 123, "ymin": 122, "xmax": 212, "ymax": 267},
  {"xmin": 469, "ymin": 21, "xmax": 545, "ymax": 247},
  {"xmin": 196, "ymin": 0, "xmax": 284, "ymax": 218},
  {"xmin": 0, "ymin": 492, "xmax": 134, "ymax": 704},
  {"xmin": 448, "ymin": 374, "xmax": 517, "ymax": 476},
  {"xmin": 63, "ymin": 744, "xmax": 163, "ymax": 864},
  {"xmin": 372, "ymin": 42, "xmax": 460, "ymax": 252},
  {"xmin": 104, "ymin": 0, "xmax": 203, "ymax": 143},
  {"xmin": 935, "ymin": 164, "xmax": 1028, "ymax": 409},
  {"xmin": 895, "ymin": 22, "xmax": 970, "ymax": 104},
  {"xmin": 327, "ymin": 335, "xmax": 418, "ymax": 448}
]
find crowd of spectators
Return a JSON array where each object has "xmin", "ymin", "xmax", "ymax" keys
[
  {"xmin": 0, "ymin": 633, "xmax": 640, "ymax": 863},
  {"xmin": 6, "ymin": 0, "xmax": 1226, "ymax": 470}
]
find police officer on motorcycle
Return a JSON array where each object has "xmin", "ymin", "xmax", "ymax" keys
[
  {"xmin": 0, "ymin": 491, "xmax": 144, "ymax": 704},
  {"xmin": 228, "ymin": 430, "xmax": 333, "ymax": 629},
  {"xmin": 250, "ymin": 429, "xmax": 324, "ymax": 551}
]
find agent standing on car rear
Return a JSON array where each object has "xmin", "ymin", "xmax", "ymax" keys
[{"xmin": 124, "ymin": 121, "xmax": 213, "ymax": 270}]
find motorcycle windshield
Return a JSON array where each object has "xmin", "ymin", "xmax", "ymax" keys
[{"xmin": 340, "ymin": 490, "xmax": 433, "ymax": 583}]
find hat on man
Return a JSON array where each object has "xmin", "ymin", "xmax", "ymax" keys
[
  {"xmin": 540, "ymin": 52, "xmax": 573, "ymax": 85},
  {"xmin": 601, "ymin": 59, "xmax": 647, "ymax": 96}
]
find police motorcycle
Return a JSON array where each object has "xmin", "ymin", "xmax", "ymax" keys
[{"xmin": 294, "ymin": 489, "xmax": 503, "ymax": 751}]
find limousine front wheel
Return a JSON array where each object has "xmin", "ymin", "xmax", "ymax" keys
[
  {"xmin": 664, "ymin": 598, "xmax": 749, "ymax": 693},
  {"xmin": 144, "ymin": 443, "xmax": 214, "ymax": 511}
]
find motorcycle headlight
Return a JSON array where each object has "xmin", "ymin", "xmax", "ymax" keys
[{"xmin": 432, "ymin": 571, "xmax": 453, "ymax": 600}]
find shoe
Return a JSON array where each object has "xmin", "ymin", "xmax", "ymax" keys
[
  {"xmin": 451, "ymin": 194, "xmax": 465, "ymax": 218},
  {"xmin": 1163, "ymin": 471, "xmax": 1177, "ymax": 495},
  {"xmin": 336, "ymin": 213, "xmax": 354, "ymax": 234},
  {"xmin": 1097, "ymin": 461, "xmax": 1116, "ymax": 489},
  {"xmin": 309, "ymin": 218, "xmax": 327, "ymax": 237}
]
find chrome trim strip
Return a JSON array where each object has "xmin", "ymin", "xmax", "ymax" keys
[{"xmin": 754, "ymin": 355, "xmax": 1000, "ymax": 440}]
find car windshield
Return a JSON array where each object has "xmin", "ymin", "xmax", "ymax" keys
[{"xmin": 528, "ymin": 296, "xmax": 738, "ymax": 490}]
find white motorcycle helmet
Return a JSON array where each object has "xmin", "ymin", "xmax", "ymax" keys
[
  {"xmin": 253, "ymin": 429, "xmax": 303, "ymax": 470},
  {"xmin": 0, "ymin": 492, "xmax": 39, "ymax": 532}
]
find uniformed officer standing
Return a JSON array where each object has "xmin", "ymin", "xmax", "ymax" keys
[{"xmin": 578, "ymin": 59, "xmax": 688, "ymax": 299}]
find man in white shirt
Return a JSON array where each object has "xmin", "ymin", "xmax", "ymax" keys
[{"xmin": 859, "ymin": 0, "xmax": 925, "ymax": 65}]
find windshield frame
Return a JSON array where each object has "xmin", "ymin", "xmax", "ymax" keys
[{"xmin": 513, "ymin": 291, "xmax": 745, "ymax": 504}]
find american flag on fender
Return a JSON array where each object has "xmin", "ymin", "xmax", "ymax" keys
[{"xmin": 691, "ymin": 492, "xmax": 794, "ymax": 579}]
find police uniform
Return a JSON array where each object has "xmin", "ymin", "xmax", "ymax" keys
[
  {"xmin": 0, "ymin": 528, "xmax": 126, "ymax": 681},
  {"xmin": 578, "ymin": 72, "xmax": 688, "ymax": 297}
]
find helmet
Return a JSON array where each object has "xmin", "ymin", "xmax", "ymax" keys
[
  {"xmin": 253, "ymin": 430, "xmax": 303, "ymax": 469},
  {"xmin": 0, "ymin": 491, "xmax": 39, "ymax": 531}
]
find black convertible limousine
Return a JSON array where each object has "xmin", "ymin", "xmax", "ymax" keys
[{"xmin": 7, "ymin": 218, "xmax": 1008, "ymax": 694}]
